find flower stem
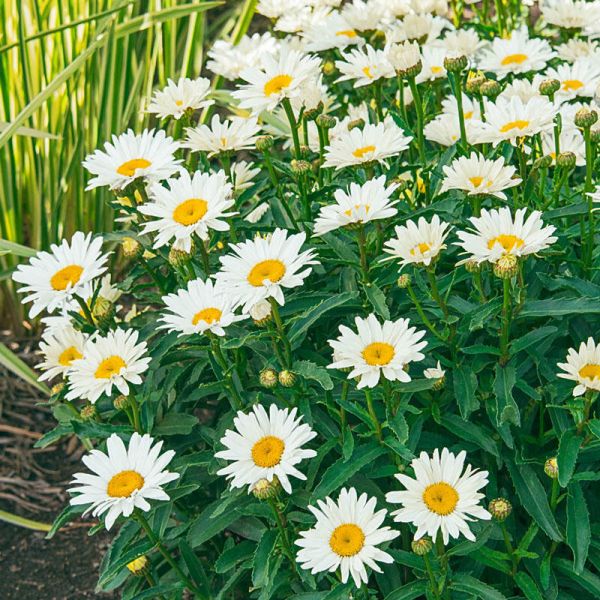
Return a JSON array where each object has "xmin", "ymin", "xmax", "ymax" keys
[
  {"xmin": 583, "ymin": 124, "xmax": 595, "ymax": 273},
  {"xmin": 356, "ymin": 225, "xmax": 370, "ymax": 284},
  {"xmin": 282, "ymin": 98, "xmax": 301, "ymax": 159},
  {"xmin": 268, "ymin": 498, "xmax": 298, "ymax": 576},
  {"xmin": 449, "ymin": 71, "xmax": 467, "ymax": 150},
  {"xmin": 408, "ymin": 77, "xmax": 426, "ymax": 166},
  {"xmin": 500, "ymin": 522, "xmax": 518, "ymax": 574},
  {"xmin": 406, "ymin": 283, "xmax": 445, "ymax": 342},
  {"xmin": 423, "ymin": 554, "xmax": 441, "ymax": 600},
  {"xmin": 426, "ymin": 267, "xmax": 449, "ymax": 320},
  {"xmin": 499, "ymin": 278, "xmax": 512, "ymax": 364},
  {"xmin": 130, "ymin": 396, "xmax": 142, "ymax": 433},
  {"xmin": 74, "ymin": 295, "xmax": 95, "ymax": 327},
  {"xmin": 210, "ymin": 335, "xmax": 243, "ymax": 410},
  {"xmin": 365, "ymin": 388, "xmax": 382, "ymax": 442},
  {"xmin": 269, "ymin": 298, "xmax": 292, "ymax": 369}
]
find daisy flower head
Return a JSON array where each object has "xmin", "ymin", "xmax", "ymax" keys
[
  {"xmin": 69, "ymin": 433, "xmax": 179, "ymax": 530},
  {"xmin": 184, "ymin": 114, "xmax": 261, "ymax": 157},
  {"xmin": 383, "ymin": 215, "xmax": 451, "ymax": 267},
  {"xmin": 139, "ymin": 169, "xmax": 236, "ymax": 252},
  {"xmin": 541, "ymin": 0, "xmax": 600, "ymax": 30},
  {"xmin": 335, "ymin": 44, "xmax": 395, "ymax": 88},
  {"xmin": 386, "ymin": 41, "xmax": 422, "ymax": 75},
  {"xmin": 65, "ymin": 329, "xmax": 151, "ymax": 403},
  {"xmin": 544, "ymin": 59, "xmax": 600, "ymax": 102},
  {"xmin": 342, "ymin": 0, "xmax": 386, "ymax": 31},
  {"xmin": 477, "ymin": 26, "xmax": 555, "ymax": 79},
  {"xmin": 216, "ymin": 229, "xmax": 319, "ymax": 312},
  {"xmin": 215, "ymin": 403, "xmax": 317, "ymax": 494},
  {"xmin": 440, "ymin": 29, "xmax": 486, "ymax": 58},
  {"xmin": 557, "ymin": 337, "xmax": 600, "ymax": 396},
  {"xmin": 478, "ymin": 96, "xmax": 557, "ymax": 146},
  {"xmin": 416, "ymin": 46, "xmax": 449, "ymax": 83},
  {"xmin": 323, "ymin": 118, "xmax": 412, "ymax": 169},
  {"xmin": 424, "ymin": 111, "xmax": 484, "ymax": 147},
  {"xmin": 159, "ymin": 278, "xmax": 247, "ymax": 337},
  {"xmin": 12, "ymin": 232, "xmax": 109, "ymax": 318},
  {"xmin": 296, "ymin": 487, "xmax": 399, "ymax": 587},
  {"xmin": 37, "ymin": 324, "xmax": 87, "ymax": 382},
  {"xmin": 232, "ymin": 46, "xmax": 321, "ymax": 113},
  {"xmin": 147, "ymin": 77, "xmax": 213, "ymax": 120},
  {"xmin": 455, "ymin": 207, "xmax": 557, "ymax": 265},
  {"xmin": 328, "ymin": 313, "xmax": 427, "ymax": 389},
  {"xmin": 231, "ymin": 160, "xmax": 261, "ymax": 192},
  {"xmin": 387, "ymin": 13, "xmax": 450, "ymax": 45},
  {"xmin": 83, "ymin": 129, "xmax": 181, "ymax": 191},
  {"xmin": 556, "ymin": 39, "xmax": 600, "ymax": 63},
  {"xmin": 440, "ymin": 152, "xmax": 521, "ymax": 199},
  {"xmin": 386, "ymin": 447, "xmax": 491, "ymax": 545},
  {"xmin": 313, "ymin": 176, "xmax": 399, "ymax": 235},
  {"xmin": 424, "ymin": 360, "xmax": 446, "ymax": 381},
  {"xmin": 302, "ymin": 12, "xmax": 364, "ymax": 52},
  {"xmin": 498, "ymin": 74, "xmax": 545, "ymax": 103}
]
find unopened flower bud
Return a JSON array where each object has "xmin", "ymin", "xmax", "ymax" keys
[
  {"xmin": 252, "ymin": 476, "xmax": 281, "ymax": 499},
  {"xmin": 168, "ymin": 244, "xmax": 194, "ymax": 269},
  {"xmin": 290, "ymin": 159, "xmax": 311, "ymax": 175},
  {"xmin": 488, "ymin": 498, "xmax": 512, "ymax": 522},
  {"xmin": 92, "ymin": 296, "xmax": 115, "ymax": 326},
  {"xmin": 556, "ymin": 151, "xmax": 577, "ymax": 169},
  {"xmin": 465, "ymin": 73, "xmax": 486, "ymax": 95},
  {"xmin": 532, "ymin": 155, "xmax": 553, "ymax": 170},
  {"xmin": 304, "ymin": 102, "xmax": 323, "ymax": 121},
  {"xmin": 493, "ymin": 254, "xmax": 518, "ymax": 279},
  {"xmin": 464, "ymin": 259, "xmax": 481, "ymax": 273},
  {"xmin": 278, "ymin": 370, "xmax": 296, "ymax": 388},
  {"xmin": 51, "ymin": 382, "xmax": 65, "ymax": 396},
  {"xmin": 574, "ymin": 108, "xmax": 598, "ymax": 128},
  {"xmin": 80, "ymin": 404, "xmax": 98, "ymax": 421},
  {"xmin": 539, "ymin": 78, "xmax": 561, "ymax": 97},
  {"xmin": 347, "ymin": 118, "xmax": 365, "ymax": 131},
  {"xmin": 250, "ymin": 299, "xmax": 272, "ymax": 326},
  {"xmin": 444, "ymin": 55, "xmax": 468, "ymax": 73},
  {"xmin": 544, "ymin": 457, "xmax": 559, "ymax": 479},
  {"xmin": 260, "ymin": 368, "xmax": 278, "ymax": 389},
  {"xmin": 114, "ymin": 395, "xmax": 129, "ymax": 411},
  {"xmin": 255, "ymin": 135, "xmax": 274, "ymax": 152},
  {"xmin": 399, "ymin": 61, "xmax": 423, "ymax": 79},
  {"xmin": 121, "ymin": 236, "xmax": 142, "ymax": 258},
  {"xmin": 412, "ymin": 537, "xmax": 433, "ymax": 555},
  {"xmin": 316, "ymin": 114, "xmax": 336, "ymax": 129},
  {"xmin": 127, "ymin": 555, "xmax": 148, "ymax": 575},
  {"xmin": 322, "ymin": 60, "xmax": 336, "ymax": 76},
  {"xmin": 480, "ymin": 80, "xmax": 501, "ymax": 99},
  {"xmin": 397, "ymin": 274, "xmax": 411, "ymax": 288}
]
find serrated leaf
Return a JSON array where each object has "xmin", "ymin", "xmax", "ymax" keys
[
  {"xmin": 566, "ymin": 481, "xmax": 590, "ymax": 574},
  {"xmin": 215, "ymin": 540, "xmax": 255, "ymax": 574},
  {"xmin": 514, "ymin": 572, "xmax": 544, "ymax": 600},
  {"xmin": 384, "ymin": 580, "xmax": 428, "ymax": 600},
  {"xmin": 252, "ymin": 529, "xmax": 278, "ymax": 587},
  {"xmin": 441, "ymin": 415, "xmax": 499, "ymax": 457},
  {"xmin": 494, "ymin": 363, "xmax": 520, "ymax": 427},
  {"xmin": 450, "ymin": 574, "xmax": 507, "ymax": 600},
  {"xmin": 453, "ymin": 365, "xmax": 479, "ymax": 419},
  {"xmin": 294, "ymin": 360, "xmax": 334, "ymax": 390},
  {"xmin": 363, "ymin": 282, "xmax": 390, "ymax": 319},
  {"xmin": 557, "ymin": 428, "xmax": 582, "ymax": 487},
  {"xmin": 153, "ymin": 413, "xmax": 198, "ymax": 435}
]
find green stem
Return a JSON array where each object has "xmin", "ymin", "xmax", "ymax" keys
[
  {"xmin": 130, "ymin": 396, "xmax": 142, "ymax": 433},
  {"xmin": 74, "ymin": 294, "xmax": 95, "ymax": 326},
  {"xmin": 374, "ymin": 79, "xmax": 384, "ymax": 122},
  {"xmin": 356, "ymin": 225, "xmax": 370, "ymax": 284},
  {"xmin": 263, "ymin": 151, "xmax": 298, "ymax": 229},
  {"xmin": 584, "ymin": 125, "xmax": 594, "ymax": 273},
  {"xmin": 210, "ymin": 336, "xmax": 243, "ymax": 410},
  {"xmin": 423, "ymin": 554, "xmax": 441, "ymax": 600},
  {"xmin": 406, "ymin": 283, "xmax": 445, "ymax": 342},
  {"xmin": 139, "ymin": 256, "xmax": 168, "ymax": 296},
  {"xmin": 365, "ymin": 388, "xmax": 382, "ymax": 442},
  {"xmin": 450, "ymin": 71, "xmax": 467, "ymax": 149},
  {"xmin": 269, "ymin": 299, "xmax": 292, "ymax": 369},
  {"xmin": 199, "ymin": 239, "xmax": 210, "ymax": 275},
  {"xmin": 282, "ymin": 97, "xmax": 301, "ymax": 159},
  {"xmin": 268, "ymin": 498, "xmax": 299, "ymax": 576},
  {"xmin": 499, "ymin": 278, "xmax": 512, "ymax": 364},
  {"xmin": 408, "ymin": 77, "xmax": 426, "ymax": 166},
  {"xmin": 426, "ymin": 268, "xmax": 449, "ymax": 319},
  {"xmin": 501, "ymin": 522, "xmax": 518, "ymax": 574}
]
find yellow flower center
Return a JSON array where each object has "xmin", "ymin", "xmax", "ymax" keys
[
  {"xmin": 175, "ymin": 100, "xmax": 184, "ymax": 106},
  {"xmin": 336, "ymin": 29, "xmax": 357, "ymax": 38},
  {"xmin": 107, "ymin": 470, "xmax": 145, "ymax": 498},
  {"xmin": 579, "ymin": 364, "xmax": 600, "ymax": 380},
  {"xmin": 117, "ymin": 158, "xmax": 152, "ymax": 177},
  {"xmin": 500, "ymin": 120, "xmax": 530, "ymax": 133},
  {"xmin": 501, "ymin": 53, "xmax": 528, "ymax": 66},
  {"xmin": 192, "ymin": 307, "xmax": 222, "ymax": 325},
  {"xmin": 362, "ymin": 342, "xmax": 395, "ymax": 366},
  {"xmin": 95, "ymin": 355, "xmax": 127, "ymax": 379},
  {"xmin": 362, "ymin": 66, "xmax": 374, "ymax": 79},
  {"xmin": 464, "ymin": 110, "xmax": 474, "ymax": 119},
  {"xmin": 422, "ymin": 482, "xmax": 459, "ymax": 516},
  {"xmin": 469, "ymin": 176, "xmax": 484, "ymax": 187},
  {"xmin": 329, "ymin": 523, "xmax": 365, "ymax": 557},
  {"xmin": 172, "ymin": 198, "xmax": 209, "ymax": 226},
  {"xmin": 410, "ymin": 242, "xmax": 431, "ymax": 256},
  {"xmin": 487, "ymin": 234, "xmax": 525, "ymax": 252},
  {"xmin": 251, "ymin": 435, "xmax": 285, "ymax": 468},
  {"xmin": 264, "ymin": 74, "xmax": 293, "ymax": 97},
  {"xmin": 352, "ymin": 145, "xmax": 376, "ymax": 158},
  {"xmin": 58, "ymin": 346, "xmax": 83, "ymax": 366},
  {"xmin": 127, "ymin": 556, "xmax": 148, "ymax": 573},
  {"xmin": 50, "ymin": 264, "xmax": 84, "ymax": 291},
  {"xmin": 247, "ymin": 259, "xmax": 286, "ymax": 287},
  {"xmin": 562, "ymin": 79, "xmax": 584, "ymax": 91},
  {"xmin": 431, "ymin": 66, "xmax": 443, "ymax": 74}
]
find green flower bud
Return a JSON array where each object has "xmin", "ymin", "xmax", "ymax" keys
[
  {"xmin": 488, "ymin": 498, "xmax": 512, "ymax": 522},
  {"xmin": 556, "ymin": 151, "xmax": 577, "ymax": 169},
  {"xmin": 493, "ymin": 254, "xmax": 518, "ymax": 279},
  {"xmin": 252, "ymin": 476, "xmax": 281, "ymax": 499},
  {"xmin": 168, "ymin": 244, "xmax": 194, "ymax": 269},
  {"xmin": 114, "ymin": 395, "xmax": 129, "ymax": 411},
  {"xmin": 443, "ymin": 55, "xmax": 468, "ymax": 73},
  {"xmin": 544, "ymin": 457, "xmax": 559, "ymax": 479},
  {"xmin": 480, "ymin": 80, "xmax": 502, "ymax": 99},
  {"xmin": 465, "ymin": 73, "xmax": 486, "ymax": 95},
  {"xmin": 532, "ymin": 155, "xmax": 553, "ymax": 170},
  {"xmin": 539, "ymin": 78, "xmax": 561, "ymax": 97},
  {"xmin": 127, "ymin": 555, "xmax": 148, "ymax": 576},
  {"xmin": 574, "ymin": 108, "xmax": 598, "ymax": 128},
  {"xmin": 260, "ymin": 368, "xmax": 278, "ymax": 389},
  {"xmin": 290, "ymin": 159, "xmax": 312, "ymax": 175},
  {"xmin": 278, "ymin": 370, "xmax": 296, "ymax": 388},
  {"xmin": 256, "ymin": 135, "xmax": 274, "ymax": 152},
  {"xmin": 121, "ymin": 236, "xmax": 142, "ymax": 259},
  {"xmin": 80, "ymin": 404, "xmax": 98, "ymax": 421},
  {"xmin": 322, "ymin": 60, "xmax": 336, "ymax": 76},
  {"xmin": 397, "ymin": 274, "xmax": 411, "ymax": 288},
  {"xmin": 316, "ymin": 114, "xmax": 336, "ymax": 129},
  {"xmin": 411, "ymin": 537, "xmax": 433, "ymax": 555},
  {"xmin": 347, "ymin": 118, "xmax": 365, "ymax": 132}
]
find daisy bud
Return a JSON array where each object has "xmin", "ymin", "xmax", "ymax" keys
[
  {"xmin": 464, "ymin": 259, "xmax": 481, "ymax": 273},
  {"xmin": 556, "ymin": 151, "xmax": 577, "ymax": 169},
  {"xmin": 316, "ymin": 114, "xmax": 336, "ymax": 129},
  {"xmin": 443, "ymin": 55, "xmax": 468, "ymax": 73},
  {"xmin": 347, "ymin": 118, "xmax": 365, "ymax": 132},
  {"xmin": 493, "ymin": 254, "xmax": 518, "ymax": 279},
  {"xmin": 121, "ymin": 236, "xmax": 142, "ymax": 259},
  {"xmin": 252, "ymin": 476, "xmax": 281, "ymax": 500},
  {"xmin": 304, "ymin": 102, "xmax": 324, "ymax": 121},
  {"xmin": 574, "ymin": 108, "xmax": 598, "ymax": 128},
  {"xmin": 465, "ymin": 73, "xmax": 486, "ymax": 95},
  {"xmin": 322, "ymin": 60, "xmax": 336, "ymax": 76},
  {"xmin": 250, "ymin": 299, "xmax": 272, "ymax": 326},
  {"xmin": 290, "ymin": 159, "xmax": 312, "ymax": 175},
  {"xmin": 400, "ymin": 61, "xmax": 423, "ymax": 79},
  {"xmin": 260, "ymin": 368, "xmax": 278, "ymax": 389},
  {"xmin": 397, "ymin": 274, "xmax": 411, "ymax": 288},
  {"xmin": 539, "ymin": 78, "xmax": 560, "ymax": 97},
  {"xmin": 411, "ymin": 537, "xmax": 433, "ymax": 555},
  {"xmin": 255, "ymin": 135, "xmax": 274, "ymax": 153},
  {"xmin": 80, "ymin": 403, "xmax": 98, "ymax": 421},
  {"xmin": 92, "ymin": 296, "xmax": 115, "ymax": 327},
  {"xmin": 114, "ymin": 394, "xmax": 129, "ymax": 411},
  {"xmin": 532, "ymin": 155, "xmax": 553, "ymax": 170},
  {"xmin": 126, "ymin": 555, "xmax": 148, "ymax": 576},
  {"xmin": 168, "ymin": 244, "xmax": 194, "ymax": 269},
  {"xmin": 488, "ymin": 498, "xmax": 512, "ymax": 522},
  {"xmin": 278, "ymin": 369, "xmax": 296, "ymax": 387},
  {"xmin": 480, "ymin": 80, "xmax": 501, "ymax": 100},
  {"xmin": 51, "ymin": 382, "xmax": 65, "ymax": 397},
  {"xmin": 544, "ymin": 457, "xmax": 559, "ymax": 479}
]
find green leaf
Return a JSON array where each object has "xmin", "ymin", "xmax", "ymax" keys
[
  {"xmin": 294, "ymin": 360, "xmax": 334, "ymax": 390},
  {"xmin": 363, "ymin": 282, "xmax": 390, "ymax": 319},
  {"xmin": 384, "ymin": 580, "xmax": 428, "ymax": 600},
  {"xmin": 450, "ymin": 574, "xmax": 507, "ymax": 600},
  {"xmin": 46, "ymin": 504, "xmax": 85, "ymax": 539},
  {"xmin": 494, "ymin": 363, "xmax": 520, "ymax": 427},
  {"xmin": 387, "ymin": 410, "xmax": 409, "ymax": 445},
  {"xmin": 179, "ymin": 540, "xmax": 211, "ymax": 594},
  {"xmin": 519, "ymin": 297, "xmax": 600, "ymax": 317},
  {"xmin": 587, "ymin": 419, "xmax": 600, "ymax": 439},
  {"xmin": 441, "ymin": 415, "xmax": 499, "ymax": 458},
  {"xmin": 453, "ymin": 365, "xmax": 479, "ymax": 419},
  {"xmin": 557, "ymin": 428, "xmax": 582, "ymax": 487},
  {"xmin": 511, "ymin": 326, "xmax": 558, "ymax": 354},
  {"xmin": 554, "ymin": 558, "xmax": 600, "ymax": 596},
  {"xmin": 506, "ymin": 461, "xmax": 562, "ymax": 542},
  {"xmin": 0, "ymin": 343, "xmax": 50, "ymax": 395},
  {"xmin": 252, "ymin": 529, "xmax": 278, "ymax": 587},
  {"xmin": 566, "ymin": 481, "xmax": 590, "ymax": 574},
  {"xmin": 152, "ymin": 413, "xmax": 198, "ymax": 435},
  {"xmin": 215, "ymin": 540, "xmax": 255, "ymax": 574},
  {"xmin": 0, "ymin": 238, "xmax": 37, "ymax": 257},
  {"xmin": 514, "ymin": 572, "xmax": 544, "ymax": 600}
]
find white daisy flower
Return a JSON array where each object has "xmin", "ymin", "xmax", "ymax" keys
[
  {"xmin": 323, "ymin": 118, "xmax": 412, "ymax": 169},
  {"xmin": 541, "ymin": 128, "xmax": 586, "ymax": 166},
  {"xmin": 439, "ymin": 29, "xmax": 485, "ymax": 58},
  {"xmin": 69, "ymin": 433, "xmax": 179, "ymax": 530},
  {"xmin": 387, "ymin": 13, "xmax": 450, "ymax": 45},
  {"xmin": 544, "ymin": 59, "xmax": 600, "ymax": 102},
  {"xmin": 257, "ymin": 0, "xmax": 297, "ymax": 19},
  {"xmin": 245, "ymin": 202, "xmax": 271, "ymax": 224},
  {"xmin": 440, "ymin": 152, "xmax": 521, "ymax": 199},
  {"xmin": 477, "ymin": 96, "xmax": 557, "ymax": 146},
  {"xmin": 138, "ymin": 170, "xmax": 236, "ymax": 252},
  {"xmin": 159, "ymin": 278, "xmax": 247, "ymax": 337},
  {"xmin": 65, "ymin": 329, "xmax": 151, "ymax": 403},
  {"xmin": 386, "ymin": 448, "xmax": 491, "ymax": 545},
  {"xmin": 455, "ymin": 207, "xmax": 557, "ymax": 265},
  {"xmin": 231, "ymin": 161, "xmax": 261, "ymax": 192},
  {"xmin": 383, "ymin": 215, "xmax": 451, "ymax": 267},
  {"xmin": 328, "ymin": 313, "xmax": 427, "ymax": 389},
  {"xmin": 424, "ymin": 360, "xmax": 445, "ymax": 380},
  {"xmin": 37, "ymin": 325, "xmax": 88, "ymax": 382},
  {"xmin": 215, "ymin": 229, "xmax": 319, "ymax": 312},
  {"xmin": 290, "ymin": 75, "xmax": 331, "ymax": 114},
  {"xmin": 556, "ymin": 39, "xmax": 600, "ymax": 63},
  {"xmin": 498, "ymin": 74, "xmax": 545, "ymax": 103},
  {"xmin": 386, "ymin": 40, "xmax": 422, "ymax": 74},
  {"xmin": 559, "ymin": 100, "xmax": 600, "ymax": 134},
  {"xmin": 441, "ymin": 94, "xmax": 482, "ymax": 121},
  {"xmin": 313, "ymin": 176, "xmax": 399, "ymax": 235},
  {"xmin": 296, "ymin": 487, "xmax": 399, "ymax": 587},
  {"xmin": 558, "ymin": 337, "xmax": 600, "ymax": 396},
  {"xmin": 184, "ymin": 114, "xmax": 261, "ymax": 157},
  {"xmin": 232, "ymin": 47, "xmax": 321, "ymax": 113},
  {"xmin": 335, "ymin": 45, "xmax": 395, "ymax": 88},
  {"xmin": 96, "ymin": 274, "xmax": 122, "ymax": 304},
  {"xmin": 215, "ymin": 403, "xmax": 317, "ymax": 494},
  {"xmin": 477, "ymin": 26, "xmax": 555, "ymax": 79},
  {"xmin": 424, "ymin": 112, "xmax": 484, "ymax": 147},
  {"xmin": 12, "ymin": 232, "xmax": 109, "ymax": 318},
  {"xmin": 82, "ymin": 129, "xmax": 181, "ymax": 191},
  {"xmin": 342, "ymin": 0, "xmax": 386, "ymax": 31},
  {"xmin": 416, "ymin": 46, "xmax": 448, "ymax": 83},
  {"xmin": 147, "ymin": 77, "xmax": 213, "ymax": 120},
  {"xmin": 541, "ymin": 0, "xmax": 600, "ymax": 30},
  {"xmin": 302, "ymin": 12, "xmax": 364, "ymax": 52}
]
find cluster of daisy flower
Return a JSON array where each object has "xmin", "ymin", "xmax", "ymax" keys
[{"xmin": 11, "ymin": 0, "xmax": 600, "ymax": 597}]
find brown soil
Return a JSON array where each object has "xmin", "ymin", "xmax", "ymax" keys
[{"xmin": 0, "ymin": 335, "xmax": 115, "ymax": 599}]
